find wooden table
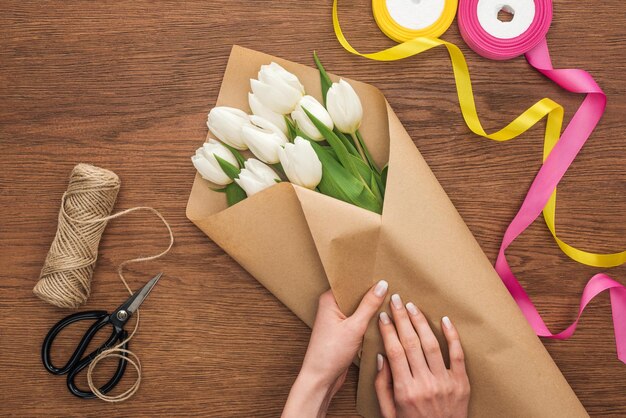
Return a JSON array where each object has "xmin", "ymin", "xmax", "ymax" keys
[{"xmin": 1, "ymin": 1, "xmax": 624, "ymax": 416}]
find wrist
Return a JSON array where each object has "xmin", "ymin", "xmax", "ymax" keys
[
  {"xmin": 283, "ymin": 370, "xmax": 333, "ymax": 418},
  {"xmin": 295, "ymin": 368, "xmax": 333, "ymax": 395}
]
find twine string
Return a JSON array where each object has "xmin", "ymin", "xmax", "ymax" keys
[{"xmin": 85, "ymin": 206, "xmax": 174, "ymax": 402}]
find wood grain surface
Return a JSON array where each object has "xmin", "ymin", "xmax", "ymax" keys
[{"xmin": 1, "ymin": 0, "xmax": 624, "ymax": 416}]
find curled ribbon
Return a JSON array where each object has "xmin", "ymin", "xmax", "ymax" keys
[{"xmin": 332, "ymin": 0, "xmax": 626, "ymax": 361}]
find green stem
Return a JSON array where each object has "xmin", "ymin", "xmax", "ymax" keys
[
  {"xmin": 272, "ymin": 162, "xmax": 285, "ymax": 176},
  {"xmin": 350, "ymin": 132, "xmax": 367, "ymax": 162},
  {"xmin": 285, "ymin": 116, "xmax": 297, "ymax": 142}
]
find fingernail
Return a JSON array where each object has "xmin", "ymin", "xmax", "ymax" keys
[
  {"xmin": 379, "ymin": 312, "xmax": 391, "ymax": 325},
  {"xmin": 406, "ymin": 302, "xmax": 419, "ymax": 316},
  {"xmin": 391, "ymin": 294, "xmax": 403, "ymax": 310},
  {"xmin": 374, "ymin": 280, "xmax": 388, "ymax": 297},
  {"xmin": 442, "ymin": 316, "xmax": 452, "ymax": 329},
  {"xmin": 377, "ymin": 353, "xmax": 384, "ymax": 371}
]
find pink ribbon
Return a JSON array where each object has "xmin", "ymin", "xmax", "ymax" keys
[{"xmin": 458, "ymin": 0, "xmax": 626, "ymax": 362}]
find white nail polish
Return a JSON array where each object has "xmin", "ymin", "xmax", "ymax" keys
[
  {"xmin": 374, "ymin": 280, "xmax": 388, "ymax": 297},
  {"xmin": 391, "ymin": 294, "xmax": 403, "ymax": 310},
  {"xmin": 377, "ymin": 353, "xmax": 384, "ymax": 371},
  {"xmin": 442, "ymin": 316, "xmax": 452, "ymax": 329},
  {"xmin": 406, "ymin": 302, "xmax": 419, "ymax": 315},
  {"xmin": 379, "ymin": 312, "xmax": 391, "ymax": 324}
]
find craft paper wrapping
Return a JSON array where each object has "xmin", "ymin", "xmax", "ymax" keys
[{"xmin": 186, "ymin": 46, "xmax": 586, "ymax": 417}]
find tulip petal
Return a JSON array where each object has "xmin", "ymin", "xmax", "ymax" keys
[{"xmin": 248, "ymin": 92, "xmax": 288, "ymax": 134}]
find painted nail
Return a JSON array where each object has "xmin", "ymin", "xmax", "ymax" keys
[
  {"xmin": 391, "ymin": 294, "xmax": 403, "ymax": 310},
  {"xmin": 442, "ymin": 316, "xmax": 453, "ymax": 329},
  {"xmin": 379, "ymin": 312, "xmax": 391, "ymax": 324},
  {"xmin": 406, "ymin": 302, "xmax": 419, "ymax": 316},
  {"xmin": 374, "ymin": 280, "xmax": 388, "ymax": 297},
  {"xmin": 377, "ymin": 353, "xmax": 384, "ymax": 371}
]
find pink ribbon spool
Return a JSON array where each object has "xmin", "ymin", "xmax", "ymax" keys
[{"xmin": 457, "ymin": 0, "xmax": 552, "ymax": 60}]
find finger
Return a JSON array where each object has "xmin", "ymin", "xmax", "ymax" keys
[
  {"xmin": 378, "ymin": 311, "xmax": 412, "ymax": 382},
  {"xmin": 442, "ymin": 316, "xmax": 467, "ymax": 378},
  {"xmin": 374, "ymin": 354, "xmax": 396, "ymax": 418},
  {"xmin": 348, "ymin": 280, "xmax": 388, "ymax": 333},
  {"xmin": 388, "ymin": 294, "xmax": 428, "ymax": 376},
  {"xmin": 406, "ymin": 303, "xmax": 447, "ymax": 375}
]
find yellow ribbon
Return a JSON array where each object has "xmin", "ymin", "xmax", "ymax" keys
[{"xmin": 333, "ymin": 0, "xmax": 626, "ymax": 268}]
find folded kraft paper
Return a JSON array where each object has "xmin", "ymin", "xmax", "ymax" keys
[{"xmin": 186, "ymin": 45, "xmax": 587, "ymax": 417}]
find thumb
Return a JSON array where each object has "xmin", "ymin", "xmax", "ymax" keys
[{"xmin": 348, "ymin": 280, "xmax": 388, "ymax": 333}]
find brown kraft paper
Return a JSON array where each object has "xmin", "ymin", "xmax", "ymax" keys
[{"xmin": 186, "ymin": 45, "xmax": 587, "ymax": 418}]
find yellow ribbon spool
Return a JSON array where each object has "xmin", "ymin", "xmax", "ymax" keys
[
  {"xmin": 373, "ymin": 0, "xmax": 458, "ymax": 42},
  {"xmin": 333, "ymin": 0, "xmax": 626, "ymax": 268}
]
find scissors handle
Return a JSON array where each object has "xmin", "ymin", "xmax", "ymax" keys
[
  {"xmin": 66, "ymin": 330, "xmax": 129, "ymax": 399},
  {"xmin": 42, "ymin": 310, "xmax": 121, "ymax": 375}
]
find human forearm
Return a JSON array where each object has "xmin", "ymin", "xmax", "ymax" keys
[{"xmin": 282, "ymin": 371, "xmax": 332, "ymax": 418}]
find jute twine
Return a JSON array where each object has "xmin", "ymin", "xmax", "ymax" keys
[{"xmin": 33, "ymin": 163, "xmax": 174, "ymax": 402}]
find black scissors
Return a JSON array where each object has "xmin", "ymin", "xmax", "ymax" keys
[{"xmin": 42, "ymin": 273, "xmax": 162, "ymax": 399}]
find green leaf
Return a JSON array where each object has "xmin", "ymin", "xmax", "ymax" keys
[
  {"xmin": 334, "ymin": 128, "xmax": 360, "ymax": 157},
  {"xmin": 373, "ymin": 170, "xmax": 385, "ymax": 198},
  {"xmin": 369, "ymin": 169, "xmax": 383, "ymax": 203},
  {"xmin": 215, "ymin": 155, "xmax": 241, "ymax": 180},
  {"xmin": 310, "ymin": 141, "xmax": 362, "ymax": 204},
  {"xmin": 302, "ymin": 107, "xmax": 362, "ymax": 181},
  {"xmin": 381, "ymin": 164, "xmax": 389, "ymax": 186},
  {"xmin": 349, "ymin": 154, "xmax": 373, "ymax": 185},
  {"xmin": 221, "ymin": 143, "xmax": 245, "ymax": 167},
  {"xmin": 357, "ymin": 186, "xmax": 383, "ymax": 213},
  {"xmin": 285, "ymin": 116, "xmax": 297, "ymax": 141},
  {"xmin": 313, "ymin": 51, "xmax": 333, "ymax": 105},
  {"xmin": 322, "ymin": 145, "xmax": 338, "ymax": 160},
  {"xmin": 355, "ymin": 130, "xmax": 380, "ymax": 174},
  {"xmin": 295, "ymin": 126, "xmax": 316, "ymax": 143},
  {"xmin": 210, "ymin": 186, "xmax": 227, "ymax": 193},
  {"xmin": 225, "ymin": 182, "xmax": 247, "ymax": 206},
  {"xmin": 313, "ymin": 146, "xmax": 364, "ymax": 205},
  {"xmin": 310, "ymin": 141, "xmax": 382, "ymax": 213}
]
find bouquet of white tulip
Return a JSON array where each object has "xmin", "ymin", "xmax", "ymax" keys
[
  {"xmin": 187, "ymin": 46, "xmax": 587, "ymax": 418},
  {"xmin": 192, "ymin": 54, "xmax": 386, "ymax": 213}
]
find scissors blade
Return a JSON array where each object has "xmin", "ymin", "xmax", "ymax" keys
[{"xmin": 115, "ymin": 272, "xmax": 163, "ymax": 316}]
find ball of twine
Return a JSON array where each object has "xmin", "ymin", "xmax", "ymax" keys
[
  {"xmin": 34, "ymin": 163, "xmax": 121, "ymax": 308},
  {"xmin": 33, "ymin": 163, "xmax": 174, "ymax": 402}
]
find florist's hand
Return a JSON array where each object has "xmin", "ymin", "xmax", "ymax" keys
[
  {"xmin": 282, "ymin": 280, "xmax": 389, "ymax": 418},
  {"xmin": 376, "ymin": 294, "xmax": 470, "ymax": 418}
]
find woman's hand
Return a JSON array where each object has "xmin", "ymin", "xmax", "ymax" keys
[
  {"xmin": 283, "ymin": 280, "xmax": 389, "ymax": 418},
  {"xmin": 375, "ymin": 294, "xmax": 470, "ymax": 418}
]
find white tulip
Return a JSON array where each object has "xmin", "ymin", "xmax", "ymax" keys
[
  {"xmin": 191, "ymin": 139, "xmax": 239, "ymax": 185},
  {"xmin": 250, "ymin": 62, "xmax": 304, "ymax": 115},
  {"xmin": 207, "ymin": 106, "xmax": 250, "ymax": 150},
  {"xmin": 279, "ymin": 137, "xmax": 323, "ymax": 190},
  {"xmin": 235, "ymin": 158, "xmax": 280, "ymax": 196},
  {"xmin": 291, "ymin": 95, "xmax": 334, "ymax": 141},
  {"xmin": 248, "ymin": 92, "xmax": 288, "ymax": 135},
  {"xmin": 241, "ymin": 115, "xmax": 289, "ymax": 164},
  {"xmin": 326, "ymin": 79, "xmax": 363, "ymax": 134}
]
